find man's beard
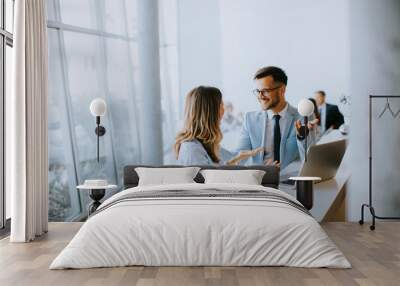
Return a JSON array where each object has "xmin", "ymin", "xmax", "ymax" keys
[{"xmin": 266, "ymin": 96, "xmax": 280, "ymax": 110}]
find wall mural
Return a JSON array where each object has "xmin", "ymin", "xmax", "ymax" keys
[{"xmin": 47, "ymin": 0, "xmax": 350, "ymax": 221}]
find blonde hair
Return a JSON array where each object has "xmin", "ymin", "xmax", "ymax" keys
[{"xmin": 175, "ymin": 86, "xmax": 223, "ymax": 163}]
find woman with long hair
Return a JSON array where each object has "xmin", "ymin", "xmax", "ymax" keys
[{"xmin": 175, "ymin": 86, "xmax": 262, "ymax": 165}]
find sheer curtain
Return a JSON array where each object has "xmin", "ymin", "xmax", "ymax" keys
[{"xmin": 9, "ymin": 0, "xmax": 48, "ymax": 242}]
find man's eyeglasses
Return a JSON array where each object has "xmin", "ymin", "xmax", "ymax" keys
[{"xmin": 252, "ymin": 85, "xmax": 282, "ymax": 97}]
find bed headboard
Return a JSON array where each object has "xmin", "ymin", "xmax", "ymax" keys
[{"xmin": 123, "ymin": 165, "xmax": 280, "ymax": 189}]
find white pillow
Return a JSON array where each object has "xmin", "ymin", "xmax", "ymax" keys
[
  {"xmin": 200, "ymin": 169, "xmax": 266, "ymax": 185},
  {"xmin": 135, "ymin": 167, "xmax": 201, "ymax": 186}
]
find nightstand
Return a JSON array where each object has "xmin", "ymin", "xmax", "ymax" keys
[
  {"xmin": 289, "ymin": 176, "xmax": 321, "ymax": 210},
  {"xmin": 77, "ymin": 184, "xmax": 117, "ymax": 215}
]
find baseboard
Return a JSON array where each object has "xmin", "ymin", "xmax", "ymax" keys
[{"xmin": 0, "ymin": 218, "xmax": 11, "ymax": 239}]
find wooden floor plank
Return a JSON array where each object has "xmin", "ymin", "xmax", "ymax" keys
[{"xmin": 0, "ymin": 222, "xmax": 399, "ymax": 286}]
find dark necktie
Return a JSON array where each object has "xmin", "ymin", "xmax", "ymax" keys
[{"xmin": 273, "ymin": 114, "xmax": 281, "ymax": 162}]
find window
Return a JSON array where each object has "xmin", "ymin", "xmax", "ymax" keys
[
  {"xmin": 0, "ymin": 0, "xmax": 14, "ymax": 230},
  {"xmin": 47, "ymin": 0, "xmax": 179, "ymax": 221},
  {"xmin": 47, "ymin": 0, "xmax": 142, "ymax": 221}
]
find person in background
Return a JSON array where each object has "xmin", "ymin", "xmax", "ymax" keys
[
  {"xmin": 220, "ymin": 101, "xmax": 242, "ymax": 133},
  {"xmin": 314, "ymin": 90, "xmax": 344, "ymax": 134},
  {"xmin": 236, "ymin": 66, "xmax": 316, "ymax": 169},
  {"xmin": 175, "ymin": 86, "xmax": 263, "ymax": 166},
  {"xmin": 308, "ymin": 98, "xmax": 321, "ymax": 140}
]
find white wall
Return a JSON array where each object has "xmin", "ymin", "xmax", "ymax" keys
[
  {"xmin": 177, "ymin": 0, "xmax": 350, "ymax": 115},
  {"xmin": 219, "ymin": 0, "xmax": 350, "ymax": 113},
  {"xmin": 177, "ymin": 0, "xmax": 223, "ymax": 118},
  {"xmin": 348, "ymin": 0, "xmax": 400, "ymax": 221}
]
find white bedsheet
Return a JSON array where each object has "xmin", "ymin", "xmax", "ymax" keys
[{"xmin": 50, "ymin": 183, "xmax": 350, "ymax": 269}]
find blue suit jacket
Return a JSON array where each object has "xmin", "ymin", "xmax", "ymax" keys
[{"xmin": 235, "ymin": 104, "xmax": 315, "ymax": 169}]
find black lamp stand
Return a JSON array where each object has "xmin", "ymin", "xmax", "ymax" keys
[
  {"xmin": 292, "ymin": 116, "xmax": 314, "ymax": 210},
  {"xmin": 94, "ymin": 116, "xmax": 106, "ymax": 162},
  {"xmin": 304, "ymin": 116, "xmax": 308, "ymax": 162},
  {"xmin": 296, "ymin": 180, "xmax": 313, "ymax": 210},
  {"xmin": 298, "ymin": 116, "xmax": 310, "ymax": 162},
  {"xmin": 88, "ymin": 189, "xmax": 106, "ymax": 215}
]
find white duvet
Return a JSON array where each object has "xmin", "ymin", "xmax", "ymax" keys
[{"xmin": 50, "ymin": 183, "xmax": 350, "ymax": 269}]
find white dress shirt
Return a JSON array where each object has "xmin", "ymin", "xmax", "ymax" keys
[
  {"xmin": 263, "ymin": 103, "xmax": 289, "ymax": 162},
  {"xmin": 319, "ymin": 103, "xmax": 327, "ymax": 134}
]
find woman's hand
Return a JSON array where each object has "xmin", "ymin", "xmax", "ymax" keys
[
  {"xmin": 308, "ymin": 118, "xmax": 320, "ymax": 129},
  {"xmin": 238, "ymin": 147, "xmax": 264, "ymax": 159},
  {"xmin": 227, "ymin": 147, "xmax": 264, "ymax": 165}
]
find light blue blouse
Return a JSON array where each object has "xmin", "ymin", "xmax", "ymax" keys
[{"xmin": 177, "ymin": 139, "xmax": 232, "ymax": 166}]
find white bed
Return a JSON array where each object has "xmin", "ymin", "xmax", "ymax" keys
[{"xmin": 50, "ymin": 183, "xmax": 350, "ymax": 269}]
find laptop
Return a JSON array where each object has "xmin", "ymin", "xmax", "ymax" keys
[{"xmin": 280, "ymin": 139, "xmax": 347, "ymax": 184}]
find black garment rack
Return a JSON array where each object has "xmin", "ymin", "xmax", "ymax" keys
[{"xmin": 359, "ymin": 95, "xmax": 400, "ymax": 230}]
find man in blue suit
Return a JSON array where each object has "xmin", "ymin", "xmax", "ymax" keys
[{"xmin": 236, "ymin": 66, "xmax": 315, "ymax": 170}]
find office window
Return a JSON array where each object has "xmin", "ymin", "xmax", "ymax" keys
[
  {"xmin": 47, "ymin": 0, "xmax": 146, "ymax": 221},
  {"xmin": 159, "ymin": 0, "xmax": 180, "ymax": 163},
  {"xmin": 47, "ymin": 0, "xmax": 138, "ymax": 220},
  {"xmin": 47, "ymin": 0, "xmax": 179, "ymax": 221}
]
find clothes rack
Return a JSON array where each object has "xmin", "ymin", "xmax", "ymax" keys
[{"xmin": 359, "ymin": 95, "xmax": 400, "ymax": 230}]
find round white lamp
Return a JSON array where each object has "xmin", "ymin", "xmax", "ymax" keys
[
  {"xmin": 297, "ymin": 99, "xmax": 315, "ymax": 117},
  {"xmin": 89, "ymin": 98, "xmax": 107, "ymax": 162},
  {"xmin": 90, "ymin": 98, "xmax": 107, "ymax": 117},
  {"xmin": 297, "ymin": 99, "xmax": 315, "ymax": 162}
]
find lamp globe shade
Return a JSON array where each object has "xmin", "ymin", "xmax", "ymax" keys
[
  {"xmin": 297, "ymin": 99, "xmax": 314, "ymax": 117},
  {"xmin": 90, "ymin": 98, "xmax": 107, "ymax": 117}
]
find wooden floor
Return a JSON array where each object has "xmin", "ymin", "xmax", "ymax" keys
[{"xmin": 0, "ymin": 222, "xmax": 399, "ymax": 286}]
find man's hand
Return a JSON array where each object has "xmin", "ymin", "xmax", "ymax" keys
[
  {"xmin": 295, "ymin": 119, "xmax": 315, "ymax": 139},
  {"xmin": 295, "ymin": 119, "xmax": 315, "ymax": 133},
  {"xmin": 295, "ymin": 120, "xmax": 302, "ymax": 136},
  {"xmin": 263, "ymin": 158, "xmax": 281, "ymax": 169}
]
